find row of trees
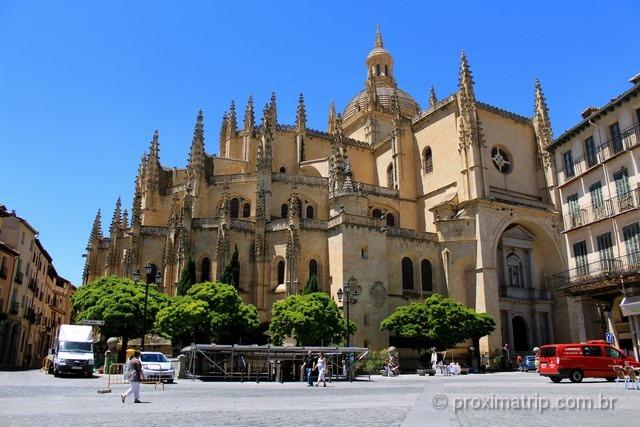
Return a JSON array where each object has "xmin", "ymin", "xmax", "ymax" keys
[{"xmin": 72, "ymin": 260, "xmax": 495, "ymax": 361}]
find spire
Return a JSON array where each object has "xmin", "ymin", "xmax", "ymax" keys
[
  {"xmin": 366, "ymin": 68, "xmax": 378, "ymax": 111},
  {"xmin": 429, "ymin": 85, "xmax": 438, "ymax": 108},
  {"xmin": 226, "ymin": 100, "xmax": 237, "ymax": 140},
  {"xmin": 87, "ymin": 209, "xmax": 102, "ymax": 249},
  {"xmin": 109, "ymin": 197, "xmax": 122, "ymax": 234},
  {"xmin": 458, "ymin": 51, "xmax": 476, "ymax": 109},
  {"xmin": 121, "ymin": 209, "xmax": 129, "ymax": 229},
  {"xmin": 145, "ymin": 131, "xmax": 160, "ymax": 191},
  {"xmin": 188, "ymin": 109, "xmax": 206, "ymax": 179},
  {"xmin": 296, "ymin": 93, "xmax": 307, "ymax": 132},
  {"xmin": 269, "ymin": 92, "xmax": 277, "ymax": 125},
  {"xmin": 243, "ymin": 95, "xmax": 255, "ymax": 131},
  {"xmin": 534, "ymin": 79, "xmax": 553, "ymax": 146},
  {"xmin": 327, "ymin": 99, "xmax": 337, "ymax": 134},
  {"xmin": 219, "ymin": 111, "xmax": 228, "ymax": 156},
  {"xmin": 149, "ymin": 130, "xmax": 160, "ymax": 164},
  {"xmin": 374, "ymin": 24, "xmax": 384, "ymax": 48},
  {"xmin": 257, "ymin": 103, "xmax": 274, "ymax": 173},
  {"xmin": 131, "ymin": 184, "xmax": 142, "ymax": 228}
]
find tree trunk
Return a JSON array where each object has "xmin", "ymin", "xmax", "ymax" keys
[{"xmin": 119, "ymin": 335, "xmax": 129, "ymax": 363}]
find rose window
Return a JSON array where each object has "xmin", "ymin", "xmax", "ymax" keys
[{"xmin": 491, "ymin": 147, "xmax": 512, "ymax": 174}]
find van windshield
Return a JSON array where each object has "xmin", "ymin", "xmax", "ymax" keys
[
  {"xmin": 540, "ymin": 347, "xmax": 556, "ymax": 357},
  {"xmin": 59, "ymin": 341, "xmax": 92, "ymax": 353}
]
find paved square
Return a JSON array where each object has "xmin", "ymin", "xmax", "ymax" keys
[{"xmin": 0, "ymin": 370, "xmax": 637, "ymax": 426}]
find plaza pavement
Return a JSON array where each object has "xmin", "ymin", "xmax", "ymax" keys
[{"xmin": 0, "ymin": 370, "xmax": 637, "ymax": 426}]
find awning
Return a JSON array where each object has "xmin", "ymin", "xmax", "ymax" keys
[{"xmin": 620, "ymin": 296, "xmax": 640, "ymax": 317}]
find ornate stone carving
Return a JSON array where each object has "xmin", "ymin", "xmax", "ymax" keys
[{"xmin": 370, "ymin": 281, "xmax": 387, "ymax": 308}]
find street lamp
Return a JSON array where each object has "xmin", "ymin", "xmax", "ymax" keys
[
  {"xmin": 138, "ymin": 263, "xmax": 162, "ymax": 351},
  {"xmin": 337, "ymin": 278, "xmax": 358, "ymax": 347}
]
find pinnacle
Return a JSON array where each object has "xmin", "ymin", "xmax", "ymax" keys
[
  {"xmin": 429, "ymin": 85, "xmax": 438, "ymax": 108},
  {"xmin": 375, "ymin": 25, "xmax": 383, "ymax": 48}
]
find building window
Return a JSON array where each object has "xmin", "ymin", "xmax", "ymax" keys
[
  {"xmin": 386, "ymin": 164, "xmax": 394, "ymax": 188},
  {"xmin": 361, "ymin": 247, "xmax": 368, "ymax": 259},
  {"xmin": 421, "ymin": 259, "xmax": 432, "ymax": 292},
  {"xmin": 622, "ymin": 222, "xmax": 640, "ymax": 265},
  {"xmin": 613, "ymin": 168, "xmax": 632, "ymax": 211},
  {"xmin": 242, "ymin": 203, "xmax": 251, "ymax": 218},
  {"xmin": 636, "ymin": 108, "xmax": 640, "ymax": 124},
  {"xmin": 376, "ymin": 64, "xmax": 381, "ymax": 76},
  {"xmin": 281, "ymin": 203, "xmax": 289, "ymax": 219},
  {"xmin": 201, "ymin": 258, "xmax": 211, "ymax": 282},
  {"xmin": 584, "ymin": 136, "xmax": 597, "ymax": 168},
  {"xmin": 230, "ymin": 198, "xmax": 239, "ymax": 219},
  {"xmin": 401, "ymin": 257, "xmax": 414, "ymax": 290},
  {"xmin": 563, "ymin": 150, "xmax": 575, "ymax": 178},
  {"xmin": 279, "ymin": 167, "xmax": 286, "ymax": 173},
  {"xmin": 573, "ymin": 241, "xmax": 589, "ymax": 276},
  {"xmin": 596, "ymin": 233, "xmax": 614, "ymax": 272},
  {"xmin": 567, "ymin": 193, "xmax": 582, "ymax": 228},
  {"xmin": 309, "ymin": 259, "xmax": 318, "ymax": 279},
  {"xmin": 423, "ymin": 147, "xmax": 433, "ymax": 174},
  {"xmin": 306, "ymin": 205, "xmax": 314, "ymax": 219},
  {"xmin": 386, "ymin": 213, "xmax": 395, "ymax": 227},
  {"xmin": 589, "ymin": 182, "xmax": 605, "ymax": 219},
  {"xmin": 372, "ymin": 208, "xmax": 382, "ymax": 219},
  {"xmin": 491, "ymin": 147, "xmax": 512, "ymax": 174},
  {"xmin": 610, "ymin": 122, "xmax": 623, "ymax": 153},
  {"xmin": 277, "ymin": 260, "xmax": 285, "ymax": 285}
]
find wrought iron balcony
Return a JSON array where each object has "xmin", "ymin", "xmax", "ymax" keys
[
  {"xmin": 549, "ymin": 252, "xmax": 640, "ymax": 296},
  {"xmin": 563, "ymin": 188, "xmax": 640, "ymax": 231}
]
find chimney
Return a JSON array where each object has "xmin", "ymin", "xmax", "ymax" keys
[
  {"xmin": 629, "ymin": 73, "xmax": 640, "ymax": 85},
  {"xmin": 581, "ymin": 106, "xmax": 599, "ymax": 119}
]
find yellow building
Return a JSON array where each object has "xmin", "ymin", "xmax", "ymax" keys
[
  {"xmin": 547, "ymin": 74, "xmax": 640, "ymax": 359},
  {"xmin": 84, "ymin": 29, "xmax": 574, "ymax": 353}
]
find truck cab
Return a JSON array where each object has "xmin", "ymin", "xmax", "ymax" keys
[{"xmin": 52, "ymin": 324, "xmax": 94, "ymax": 377}]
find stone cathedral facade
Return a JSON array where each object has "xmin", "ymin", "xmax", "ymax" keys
[{"xmin": 84, "ymin": 29, "xmax": 579, "ymax": 352}]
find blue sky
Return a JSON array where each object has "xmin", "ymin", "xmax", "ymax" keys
[{"xmin": 1, "ymin": 1, "xmax": 639, "ymax": 285}]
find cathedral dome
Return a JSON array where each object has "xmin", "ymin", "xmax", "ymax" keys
[{"xmin": 343, "ymin": 85, "xmax": 420, "ymax": 122}]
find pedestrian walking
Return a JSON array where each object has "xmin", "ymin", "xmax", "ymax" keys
[
  {"xmin": 313, "ymin": 352, "xmax": 327, "ymax": 387},
  {"xmin": 121, "ymin": 350, "xmax": 144, "ymax": 403},
  {"xmin": 304, "ymin": 351, "xmax": 315, "ymax": 387}
]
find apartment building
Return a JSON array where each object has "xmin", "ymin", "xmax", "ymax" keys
[{"xmin": 547, "ymin": 74, "xmax": 640, "ymax": 359}]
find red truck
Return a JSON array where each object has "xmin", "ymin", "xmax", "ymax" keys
[{"xmin": 538, "ymin": 340, "xmax": 639, "ymax": 383}]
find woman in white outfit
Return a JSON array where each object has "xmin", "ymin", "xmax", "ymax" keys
[{"xmin": 313, "ymin": 352, "xmax": 327, "ymax": 387}]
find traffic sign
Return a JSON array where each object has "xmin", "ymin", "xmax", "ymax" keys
[
  {"xmin": 81, "ymin": 320, "xmax": 105, "ymax": 326},
  {"xmin": 605, "ymin": 332, "xmax": 614, "ymax": 344}
]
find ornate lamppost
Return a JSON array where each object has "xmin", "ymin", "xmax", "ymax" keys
[
  {"xmin": 133, "ymin": 264, "xmax": 162, "ymax": 351},
  {"xmin": 337, "ymin": 277, "xmax": 358, "ymax": 347}
]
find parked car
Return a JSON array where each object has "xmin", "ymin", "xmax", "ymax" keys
[
  {"xmin": 523, "ymin": 355, "xmax": 536, "ymax": 372},
  {"xmin": 140, "ymin": 351, "xmax": 175, "ymax": 383},
  {"xmin": 538, "ymin": 340, "xmax": 639, "ymax": 383}
]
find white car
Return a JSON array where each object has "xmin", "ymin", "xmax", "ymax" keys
[{"xmin": 140, "ymin": 352, "xmax": 175, "ymax": 383}]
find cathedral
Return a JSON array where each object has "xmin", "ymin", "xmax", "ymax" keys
[{"xmin": 84, "ymin": 28, "xmax": 577, "ymax": 353}]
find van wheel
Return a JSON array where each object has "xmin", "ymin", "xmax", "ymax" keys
[
  {"xmin": 550, "ymin": 377, "xmax": 562, "ymax": 383},
  {"xmin": 569, "ymin": 370, "xmax": 583, "ymax": 383},
  {"xmin": 53, "ymin": 369, "xmax": 60, "ymax": 378}
]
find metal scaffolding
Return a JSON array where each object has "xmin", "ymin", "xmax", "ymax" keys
[{"xmin": 181, "ymin": 344, "xmax": 370, "ymax": 382}]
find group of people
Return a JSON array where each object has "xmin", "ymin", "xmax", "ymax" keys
[{"xmin": 303, "ymin": 351, "xmax": 328, "ymax": 387}]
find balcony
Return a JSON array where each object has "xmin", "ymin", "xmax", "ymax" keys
[
  {"xmin": 563, "ymin": 188, "xmax": 640, "ymax": 231},
  {"xmin": 558, "ymin": 122, "xmax": 640, "ymax": 185},
  {"xmin": 549, "ymin": 252, "xmax": 640, "ymax": 296}
]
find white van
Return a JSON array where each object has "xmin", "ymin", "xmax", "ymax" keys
[{"xmin": 52, "ymin": 325, "xmax": 94, "ymax": 377}]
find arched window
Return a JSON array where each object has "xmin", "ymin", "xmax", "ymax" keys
[
  {"xmin": 306, "ymin": 205, "xmax": 314, "ymax": 219},
  {"xmin": 421, "ymin": 259, "xmax": 432, "ymax": 292},
  {"xmin": 281, "ymin": 203, "xmax": 289, "ymax": 219},
  {"xmin": 201, "ymin": 258, "xmax": 211, "ymax": 282},
  {"xmin": 279, "ymin": 167, "xmax": 286, "ymax": 173},
  {"xmin": 386, "ymin": 213, "xmax": 395, "ymax": 227},
  {"xmin": 423, "ymin": 147, "xmax": 433, "ymax": 173},
  {"xmin": 309, "ymin": 259, "xmax": 318, "ymax": 278},
  {"xmin": 376, "ymin": 64, "xmax": 381, "ymax": 76},
  {"xmin": 242, "ymin": 203, "xmax": 250, "ymax": 218},
  {"xmin": 386, "ymin": 164, "xmax": 394, "ymax": 188},
  {"xmin": 277, "ymin": 260, "xmax": 285, "ymax": 285},
  {"xmin": 372, "ymin": 208, "xmax": 382, "ymax": 219},
  {"xmin": 230, "ymin": 198, "xmax": 239, "ymax": 219},
  {"xmin": 402, "ymin": 257, "xmax": 414, "ymax": 290}
]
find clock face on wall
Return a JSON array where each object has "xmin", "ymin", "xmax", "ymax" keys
[{"xmin": 491, "ymin": 147, "xmax": 512, "ymax": 174}]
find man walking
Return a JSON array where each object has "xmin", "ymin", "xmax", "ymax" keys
[
  {"xmin": 304, "ymin": 351, "xmax": 315, "ymax": 387},
  {"xmin": 121, "ymin": 351, "xmax": 144, "ymax": 403}
]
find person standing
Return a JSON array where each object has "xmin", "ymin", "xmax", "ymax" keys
[
  {"xmin": 121, "ymin": 351, "xmax": 144, "ymax": 403},
  {"xmin": 313, "ymin": 352, "xmax": 327, "ymax": 387},
  {"xmin": 304, "ymin": 351, "xmax": 315, "ymax": 387}
]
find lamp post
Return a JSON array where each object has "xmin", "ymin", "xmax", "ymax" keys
[
  {"xmin": 337, "ymin": 278, "xmax": 358, "ymax": 347},
  {"xmin": 136, "ymin": 263, "xmax": 163, "ymax": 352}
]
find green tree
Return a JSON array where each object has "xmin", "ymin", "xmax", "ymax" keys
[
  {"xmin": 269, "ymin": 292, "xmax": 355, "ymax": 346},
  {"xmin": 380, "ymin": 293, "xmax": 495, "ymax": 353},
  {"xmin": 156, "ymin": 281, "xmax": 259, "ymax": 344},
  {"xmin": 302, "ymin": 275, "xmax": 319, "ymax": 295},
  {"xmin": 176, "ymin": 257, "xmax": 196, "ymax": 296},
  {"xmin": 220, "ymin": 245, "xmax": 240, "ymax": 289},
  {"xmin": 71, "ymin": 276, "xmax": 170, "ymax": 361}
]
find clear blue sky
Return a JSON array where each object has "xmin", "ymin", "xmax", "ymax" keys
[{"xmin": 1, "ymin": 1, "xmax": 639, "ymax": 285}]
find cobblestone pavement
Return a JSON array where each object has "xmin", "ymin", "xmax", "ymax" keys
[{"xmin": 0, "ymin": 370, "xmax": 637, "ymax": 426}]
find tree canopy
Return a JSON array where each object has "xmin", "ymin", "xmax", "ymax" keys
[
  {"xmin": 380, "ymin": 293, "xmax": 495, "ymax": 350},
  {"xmin": 176, "ymin": 257, "xmax": 196, "ymax": 296},
  {"xmin": 302, "ymin": 275, "xmax": 319, "ymax": 295},
  {"xmin": 71, "ymin": 275, "xmax": 170, "ymax": 360},
  {"xmin": 155, "ymin": 281, "xmax": 259, "ymax": 346},
  {"xmin": 269, "ymin": 292, "xmax": 355, "ymax": 346}
]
